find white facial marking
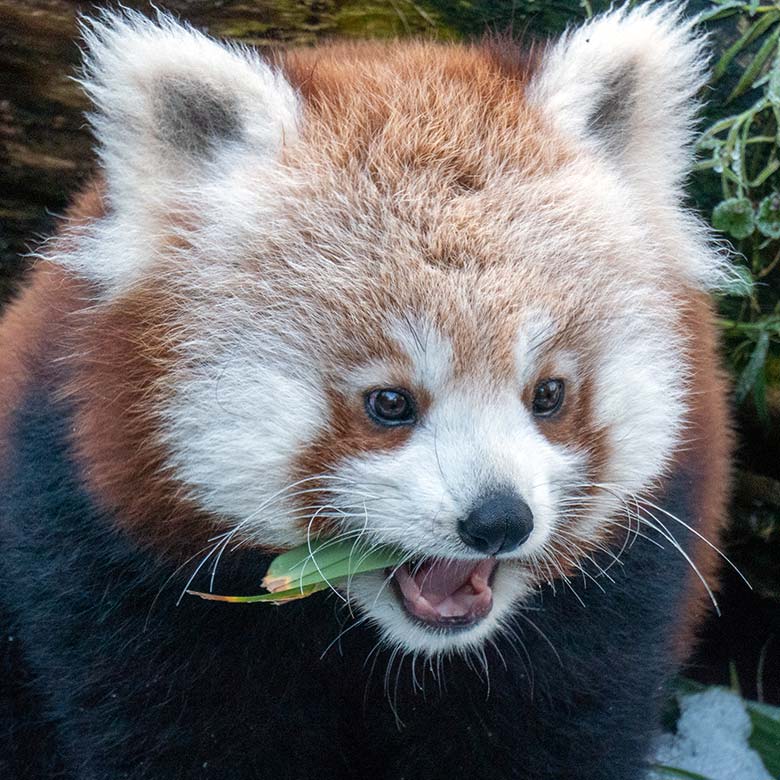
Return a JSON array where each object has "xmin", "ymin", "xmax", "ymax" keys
[
  {"xmin": 160, "ymin": 337, "xmax": 328, "ymax": 549},
  {"xmin": 514, "ymin": 310, "xmax": 557, "ymax": 386},
  {"xmin": 335, "ymin": 360, "xmax": 402, "ymax": 398},
  {"xmin": 593, "ymin": 306, "xmax": 687, "ymax": 493},
  {"xmin": 389, "ymin": 315, "xmax": 455, "ymax": 391}
]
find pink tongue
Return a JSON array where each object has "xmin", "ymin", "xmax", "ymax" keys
[{"xmin": 394, "ymin": 558, "xmax": 497, "ymax": 624}]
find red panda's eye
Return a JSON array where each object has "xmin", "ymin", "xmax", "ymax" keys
[
  {"xmin": 532, "ymin": 379, "xmax": 565, "ymax": 417},
  {"xmin": 365, "ymin": 388, "xmax": 417, "ymax": 427}
]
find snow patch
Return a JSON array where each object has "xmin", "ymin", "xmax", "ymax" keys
[{"xmin": 652, "ymin": 688, "xmax": 773, "ymax": 780}]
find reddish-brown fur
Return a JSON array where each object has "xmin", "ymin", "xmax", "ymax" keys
[
  {"xmin": 282, "ymin": 40, "xmax": 566, "ymax": 194},
  {"xmin": 669, "ymin": 290, "xmax": 733, "ymax": 657},
  {"xmin": 0, "ymin": 181, "xmax": 106, "ymax": 473}
]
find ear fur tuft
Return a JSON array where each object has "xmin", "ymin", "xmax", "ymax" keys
[
  {"xmin": 528, "ymin": 4, "xmax": 708, "ymax": 198},
  {"xmin": 77, "ymin": 8, "xmax": 299, "ymax": 209}
]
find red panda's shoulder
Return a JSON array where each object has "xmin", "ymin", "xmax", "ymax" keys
[
  {"xmin": 0, "ymin": 181, "xmax": 204, "ymax": 554},
  {"xmin": 0, "ymin": 267, "xmax": 89, "ymax": 485}
]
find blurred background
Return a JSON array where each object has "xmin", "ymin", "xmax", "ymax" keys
[{"xmin": 1, "ymin": 0, "xmax": 777, "ymax": 713}]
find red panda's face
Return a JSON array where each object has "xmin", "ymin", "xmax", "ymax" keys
[
  {"xmin": 64, "ymin": 9, "xmax": 726, "ymax": 656},
  {"xmin": 145, "ymin": 172, "xmax": 690, "ymax": 655}
]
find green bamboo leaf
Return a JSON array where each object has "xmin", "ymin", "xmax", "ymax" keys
[
  {"xmin": 187, "ymin": 581, "xmax": 330, "ymax": 603},
  {"xmin": 768, "ymin": 53, "xmax": 780, "ymax": 103},
  {"xmin": 263, "ymin": 538, "xmax": 403, "ymax": 592},
  {"xmin": 697, "ymin": 114, "xmax": 743, "ymax": 150},
  {"xmin": 187, "ymin": 538, "xmax": 406, "ymax": 606},
  {"xmin": 748, "ymin": 157, "xmax": 780, "ymax": 187},
  {"xmin": 712, "ymin": 11, "xmax": 780, "ymax": 83},
  {"xmin": 747, "ymin": 705, "xmax": 780, "ymax": 776},
  {"xmin": 752, "ymin": 70, "xmax": 772, "ymax": 89},
  {"xmin": 735, "ymin": 330, "xmax": 770, "ymax": 403},
  {"xmin": 729, "ymin": 659, "xmax": 743, "ymax": 695},
  {"xmin": 652, "ymin": 765, "xmax": 715, "ymax": 780},
  {"xmin": 267, "ymin": 544, "xmax": 404, "ymax": 592},
  {"xmin": 262, "ymin": 538, "xmax": 363, "ymax": 588},
  {"xmin": 749, "ymin": 700, "xmax": 780, "ymax": 720},
  {"xmin": 696, "ymin": 4, "xmax": 744, "ymax": 24},
  {"xmin": 712, "ymin": 197, "xmax": 756, "ymax": 239},
  {"xmin": 728, "ymin": 25, "xmax": 780, "ymax": 101}
]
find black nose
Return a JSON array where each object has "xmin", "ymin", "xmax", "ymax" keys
[{"xmin": 458, "ymin": 491, "xmax": 534, "ymax": 555}]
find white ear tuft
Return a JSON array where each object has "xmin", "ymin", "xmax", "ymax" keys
[
  {"xmin": 528, "ymin": 4, "xmax": 708, "ymax": 198},
  {"xmin": 78, "ymin": 9, "xmax": 299, "ymax": 212}
]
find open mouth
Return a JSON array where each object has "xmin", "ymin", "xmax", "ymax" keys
[{"xmin": 389, "ymin": 558, "xmax": 498, "ymax": 631}]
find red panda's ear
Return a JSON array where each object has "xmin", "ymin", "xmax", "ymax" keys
[
  {"xmin": 78, "ymin": 9, "xmax": 299, "ymax": 215},
  {"xmin": 528, "ymin": 4, "xmax": 707, "ymax": 200}
]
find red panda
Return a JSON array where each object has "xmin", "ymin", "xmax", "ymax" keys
[{"xmin": 0, "ymin": 5, "xmax": 732, "ymax": 779}]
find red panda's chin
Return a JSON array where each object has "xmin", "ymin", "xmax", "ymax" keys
[{"xmin": 388, "ymin": 558, "xmax": 498, "ymax": 631}]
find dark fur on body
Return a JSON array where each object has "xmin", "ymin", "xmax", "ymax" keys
[{"xmin": 1, "ymin": 377, "xmax": 694, "ymax": 780}]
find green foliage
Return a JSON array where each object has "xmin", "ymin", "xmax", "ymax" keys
[
  {"xmin": 749, "ymin": 703, "xmax": 780, "ymax": 776},
  {"xmin": 756, "ymin": 191, "xmax": 780, "ymax": 236},
  {"xmin": 713, "ymin": 196, "xmax": 757, "ymax": 237},
  {"xmin": 696, "ymin": 1, "xmax": 780, "ymax": 419}
]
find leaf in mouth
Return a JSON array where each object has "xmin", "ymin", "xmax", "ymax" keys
[{"xmin": 187, "ymin": 537, "xmax": 405, "ymax": 605}]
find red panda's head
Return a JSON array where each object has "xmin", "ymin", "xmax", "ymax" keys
[{"xmin": 54, "ymin": 6, "xmax": 729, "ymax": 656}]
